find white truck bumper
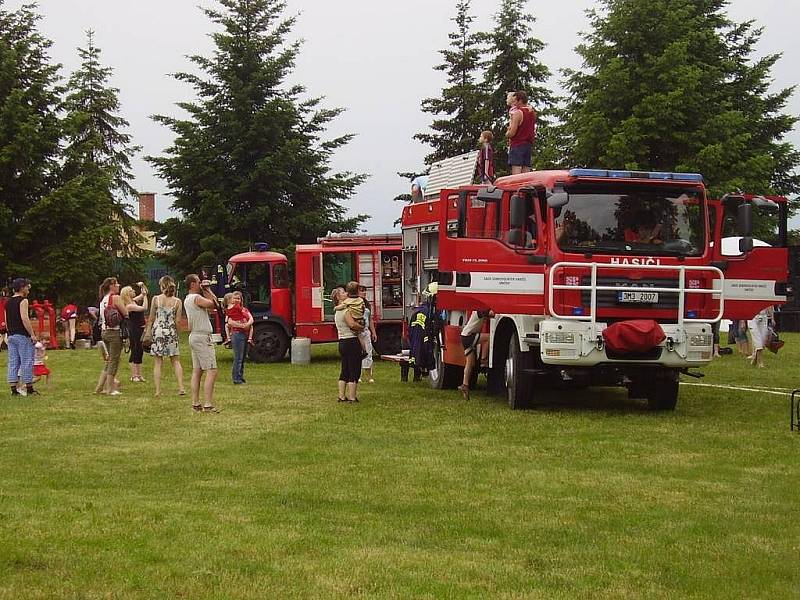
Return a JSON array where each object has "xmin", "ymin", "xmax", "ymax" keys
[{"xmin": 536, "ymin": 319, "xmax": 714, "ymax": 367}]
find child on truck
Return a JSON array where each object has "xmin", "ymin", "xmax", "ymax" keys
[
  {"xmin": 336, "ymin": 281, "xmax": 369, "ymax": 358},
  {"xmin": 475, "ymin": 130, "xmax": 495, "ymax": 184}
]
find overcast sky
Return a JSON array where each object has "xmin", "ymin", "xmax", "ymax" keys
[{"xmin": 7, "ymin": 0, "xmax": 799, "ymax": 233}]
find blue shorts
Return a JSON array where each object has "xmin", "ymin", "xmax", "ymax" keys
[{"xmin": 509, "ymin": 143, "xmax": 532, "ymax": 167}]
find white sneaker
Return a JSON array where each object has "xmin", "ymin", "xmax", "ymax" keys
[
  {"xmin": 17, "ymin": 387, "xmax": 27, "ymax": 396},
  {"xmin": 109, "ymin": 390, "xmax": 122, "ymax": 396}
]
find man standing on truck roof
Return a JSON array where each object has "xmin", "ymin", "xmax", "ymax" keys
[
  {"xmin": 506, "ymin": 90, "xmax": 536, "ymax": 175},
  {"xmin": 411, "ymin": 175, "xmax": 428, "ymax": 203}
]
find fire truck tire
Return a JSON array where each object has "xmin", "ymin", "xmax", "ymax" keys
[
  {"xmin": 645, "ymin": 371, "xmax": 679, "ymax": 411},
  {"xmin": 248, "ymin": 323, "xmax": 289, "ymax": 363},
  {"xmin": 506, "ymin": 331, "xmax": 533, "ymax": 410},
  {"xmin": 429, "ymin": 338, "xmax": 461, "ymax": 390}
]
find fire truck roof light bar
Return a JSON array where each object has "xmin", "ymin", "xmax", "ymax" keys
[{"xmin": 568, "ymin": 168, "xmax": 704, "ymax": 182}]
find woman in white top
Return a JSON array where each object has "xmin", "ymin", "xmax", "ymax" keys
[{"xmin": 334, "ymin": 284, "xmax": 365, "ymax": 403}]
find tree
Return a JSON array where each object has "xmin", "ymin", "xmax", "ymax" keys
[
  {"xmin": 560, "ymin": 0, "xmax": 799, "ymax": 198},
  {"xmin": 0, "ymin": 2, "xmax": 62, "ymax": 283},
  {"xmin": 414, "ymin": 0, "xmax": 487, "ymax": 165},
  {"xmin": 150, "ymin": 0, "xmax": 367, "ymax": 275},
  {"xmin": 22, "ymin": 31, "xmax": 143, "ymax": 304},
  {"xmin": 481, "ymin": 0, "xmax": 555, "ymax": 172}
]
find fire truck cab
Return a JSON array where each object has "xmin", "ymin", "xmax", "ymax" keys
[{"xmin": 410, "ymin": 168, "xmax": 788, "ymax": 410}]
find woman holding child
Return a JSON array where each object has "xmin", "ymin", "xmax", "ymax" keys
[
  {"xmin": 333, "ymin": 283, "xmax": 365, "ymax": 403},
  {"xmin": 224, "ymin": 291, "xmax": 254, "ymax": 384}
]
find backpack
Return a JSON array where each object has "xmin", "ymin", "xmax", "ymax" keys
[{"xmin": 104, "ymin": 294, "xmax": 123, "ymax": 328}]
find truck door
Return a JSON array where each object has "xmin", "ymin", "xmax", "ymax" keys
[
  {"xmin": 712, "ymin": 194, "xmax": 788, "ymax": 319},
  {"xmin": 441, "ymin": 188, "xmax": 545, "ymax": 316}
]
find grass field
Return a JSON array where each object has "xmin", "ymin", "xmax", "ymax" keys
[{"xmin": 1, "ymin": 334, "xmax": 799, "ymax": 598}]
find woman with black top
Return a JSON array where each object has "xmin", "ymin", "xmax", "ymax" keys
[
  {"xmin": 5, "ymin": 278, "xmax": 39, "ymax": 396},
  {"xmin": 121, "ymin": 284, "xmax": 149, "ymax": 382}
]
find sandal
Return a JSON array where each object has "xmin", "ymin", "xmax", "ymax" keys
[
  {"xmin": 191, "ymin": 404, "xmax": 202, "ymax": 412},
  {"xmin": 458, "ymin": 384, "xmax": 470, "ymax": 401},
  {"xmin": 178, "ymin": 389, "xmax": 186, "ymax": 396},
  {"xmin": 337, "ymin": 397, "xmax": 348, "ymax": 402},
  {"xmin": 203, "ymin": 405, "xmax": 220, "ymax": 413}
]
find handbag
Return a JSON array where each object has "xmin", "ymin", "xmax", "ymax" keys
[
  {"xmin": 766, "ymin": 326, "xmax": 784, "ymax": 354},
  {"xmin": 141, "ymin": 320, "xmax": 154, "ymax": 353}
]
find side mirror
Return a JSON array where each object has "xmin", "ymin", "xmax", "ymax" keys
[
  {"xmin": 546, "ymin": 191, "xmax": 569, "ymax": 209},
  {"xmin": 752, "ymin": 196, "xmax": 779, "ymax": 213},
  {"xmin": 456, "ymin": 191, "xmax": 468, "ymax": 238},
  {"xmin": 477, "ymin": 186, "xmax": 504, "ymax": 202},
  {"xmin": 510, "ymin": 194, "xmax": 526, "ymax": 229},
  {"xmin": 737, "ymin": 203, "xmax": 753, "ymax": 237}
]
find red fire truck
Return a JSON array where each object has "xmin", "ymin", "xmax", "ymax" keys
[
  {"xmin": 225, "ymin": 235, "xmax": 404, "ymax": 362},
  {"xmin": 402, "ymin": 168, "xmax": 788, "ymax": 410}
]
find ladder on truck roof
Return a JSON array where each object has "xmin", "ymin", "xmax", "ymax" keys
[
  {"xmin": 316, "ymin": 233, "xmax": 401, "ymax": 246},
  {"xmin": 424, "ymin": 151, "xmax": 479, "ymax": 200}
]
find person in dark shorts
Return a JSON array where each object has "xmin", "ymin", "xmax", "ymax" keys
[
  {"xmin": 506, "ymin": 90, "xmax": 536, "ymax": 174},
  {"xmin": 458, "ymin": 309, "xmax": 494, "ymax": 400}
]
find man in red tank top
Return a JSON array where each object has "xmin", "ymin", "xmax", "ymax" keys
[{"xmin": 506, "ymin": 90, "xmax": 536, "ymax": 175}]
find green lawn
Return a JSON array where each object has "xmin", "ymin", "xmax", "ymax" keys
[{"xmin": 1, "ymin": 334, "xmax": 798, "ymax": 598}]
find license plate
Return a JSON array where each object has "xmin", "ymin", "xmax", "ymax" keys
[{"xmin": 618, "ymin": 290, "xmax": 659, "ymax": 303}]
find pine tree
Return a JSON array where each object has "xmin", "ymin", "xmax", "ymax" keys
[
  {"xmin": 150, "ymin": 0, "xmax": 367, "ymax": 274},
  {"xmin": 482, "ymin": 0, "xmax": 555, "ymax": 172},
  {"xmin": 414, "ymin": 0, "xmax": 487, "ymax": 165},
  {"xmin": 561, "ymin": 0, "xmax": 799, "ymax": 197},
  {"xmin": 0, "ymin": 2, "xmax": 62, "ymax": 282},
  {"xmin": 22, "ymin": 31, "xmax": 143, "ymax": 304}
]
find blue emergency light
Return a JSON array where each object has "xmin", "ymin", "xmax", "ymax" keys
[
  {"xmin": 254, "ymin": 242, "xmax": 270, "ymax": 252},
  {"xmin": 569, "ymin": 168, "xmax": 704, "ymax": 182}
]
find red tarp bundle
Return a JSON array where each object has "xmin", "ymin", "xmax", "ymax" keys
[{"xmin": 602, "ymin": 319, "xmax": 666, "ymax": 354}]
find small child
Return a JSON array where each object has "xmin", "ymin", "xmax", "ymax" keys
[
  {"xmin": 222, "ymin": 293, "xmax": 234, "ymax": 347},
  {"xmin": 336, "ymin": 285, "xmax": 368, "ymax": 358},
  {"xmin": 225, "ymin": 293, "xmax": 254, "ymax": 345},
  {"xmin": 475, "ymin": 130, "xmax": 495, "ymax": 184},
  {"xmin": 33, "ymin": 334, "xmax": 51, "ymax": 385}
]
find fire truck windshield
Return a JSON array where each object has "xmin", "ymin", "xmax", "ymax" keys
[{"xmin": 555, "ymin": 185, "xmax": 704, "ymax": 256}]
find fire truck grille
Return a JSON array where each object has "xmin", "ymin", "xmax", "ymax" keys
[{"xmin": 580, "ymin": 277, "xmax": 680, "ymax": 309}]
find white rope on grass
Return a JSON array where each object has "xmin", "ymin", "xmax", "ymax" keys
[{"xmin": 680, "ymin": 382, "xmax": 793, "ymax": 397}]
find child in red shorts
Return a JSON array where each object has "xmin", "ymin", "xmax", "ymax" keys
[{"xmin": 33, "ymin": 333, "xmax": 51, "ymax": 385}]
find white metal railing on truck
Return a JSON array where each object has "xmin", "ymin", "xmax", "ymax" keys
[{"xmin": 548, "ymin": 262, "xmax": 724, "ymax": 328}]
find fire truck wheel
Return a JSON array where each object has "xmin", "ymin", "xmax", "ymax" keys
[
  {"xmin": 645, "ymin": 372, "xmax": 679, "ymax": 411},
  {"xmin": 248, "ymin": 323, "xmax": 289, "ymax": 363},
  {"xmin": 429, "ymin": 337, "xmax": 461, "ymax": 390},
  {"xmin": 506, "ymin": 331, "xmax": 533, "ymax": 410}
]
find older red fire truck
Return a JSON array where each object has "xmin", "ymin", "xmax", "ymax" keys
[
  {"xmin": 402, "ymin": 168, "xmax": 788, "ymax": 410},
  {"xmin": 225, "ymin": 235, "xmax": 404, "ymax": 362}
]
